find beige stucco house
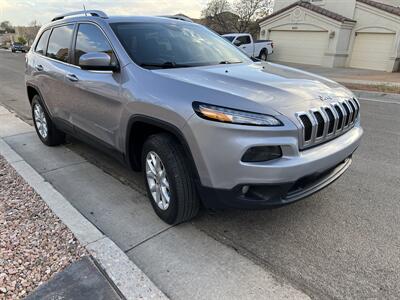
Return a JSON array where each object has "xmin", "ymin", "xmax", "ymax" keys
[{"xmin": 259, "ymin": 0, "xmax": 400, "ymax": 72}]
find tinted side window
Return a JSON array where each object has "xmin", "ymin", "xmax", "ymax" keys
[
  {"xmin": 75, "ymin": 23, "xmax": 115, "ymax": 65},
  {"xmin": 35, "ymin": 30, "xmax": 50, "ymax": 55},
  {"xmin": 237, "ymin": 36, "xmax": 251, "ymax": 45},
  {"xmin": 47, "ymin": 24, "xmax": 74, "ymax": 63}
]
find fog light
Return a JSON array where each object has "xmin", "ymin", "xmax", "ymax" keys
[{"xmin": 241, "ymin": 146, "xmax": 282, "ymax": 162}]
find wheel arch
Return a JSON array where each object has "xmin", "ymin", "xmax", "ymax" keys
[
  {"xmin": 26, "ymin": 84, "xmax": 54, "ymax": 118},
  {"xmin": 259, "ymin": 47, "xmax": 267, "ymax": 57},
  {"xmin": 125, "ymin": 115, "xmax": 201, "ymax": 182},
  {"xmin": 26, "ymin": 84, "xmax": 40, "ymax": 104}
]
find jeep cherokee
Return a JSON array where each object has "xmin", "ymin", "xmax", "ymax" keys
[{"xmin": 25, "ymin": 10, "xmax": 363, "ymax": 224}]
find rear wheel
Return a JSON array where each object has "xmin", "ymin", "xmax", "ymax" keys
[
  {"xmin": 31, "ymin": 94, "xmax": 65, "ymax": 146},
  {"xmin": 142, "ymin": 133, "xmax": 200, "ymax": 224},
  {"xmin": 259, "ymin": 50, "xmax": 268, "ymax": 61}
]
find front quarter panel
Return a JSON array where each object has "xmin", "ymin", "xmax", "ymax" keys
[{"xmin": 118, "ymin": 64, "xmax": 197, "ymax": 151}]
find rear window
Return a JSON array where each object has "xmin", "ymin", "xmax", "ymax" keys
[
  {"xmin": 35, "ymin": 30, "xmax": 50, "ymax": 55},
  {"xmin": 47, "ymin": 24, "xmax": 74, "ymax": 63}
]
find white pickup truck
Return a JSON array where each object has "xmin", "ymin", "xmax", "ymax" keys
[{"xmin": 222, "ymin": 33, "xmax": 273, "ymax": 61}]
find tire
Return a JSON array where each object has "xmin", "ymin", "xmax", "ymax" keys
[
  {"xmin": 31, "ymin": 94, "xmax": 65, "ymax": 146},
  {"xmin": 259, "ymin": 50, "xmax": 268, "ymax": 61},
  {"xmin": 142, "ymin": 133, "xmax": 200, "ymax": 224}
]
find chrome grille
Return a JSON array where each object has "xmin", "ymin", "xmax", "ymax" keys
[{"xmin": 296, "ymin": 98, "xmax": 360, "ymax": 150}]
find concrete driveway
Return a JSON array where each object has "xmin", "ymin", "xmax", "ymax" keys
[
  {"xmin": 1, "ymin": 51, "xmax": 400, "ymax": 299},
  {"xmin": 276, "ymin": 61, "xmax": 400, "ymax": 87}
]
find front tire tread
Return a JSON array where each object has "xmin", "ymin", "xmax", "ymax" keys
[{"xmin": 142, "ymin": 133, "xmax": 199, "ymax": 224}]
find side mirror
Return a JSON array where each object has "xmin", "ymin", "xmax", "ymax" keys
[{"xmin": 79, "ymin": 52, "xmax": 119, "ymax": 72}]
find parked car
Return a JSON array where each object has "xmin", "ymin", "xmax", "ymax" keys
[
  {"xmin": 25, "ymin": 11, "xmax": 363, "ymax": 224},
  {"xmin": 11, "ymin": 42, "xmax": 26, "ymax": 53},
  {"xmin": 222, "ymin": 33, "xmax": 273, "ymax": 60}
]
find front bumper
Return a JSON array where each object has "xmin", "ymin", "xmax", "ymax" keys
[
  {"xmin": 198, "ymin": 156, "xmax": 353, "ymax": 209},
  {"xmin": 184, "ymin": 115, "xmax": 363, "ymax": 208}
]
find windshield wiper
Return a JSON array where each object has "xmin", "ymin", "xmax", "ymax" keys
[
  {"xmin": 141, "ymin": 61, "xmax": 243, "ymax": 69},
  {"xmin": 140, "ymin": 62, "xmax": 192, "ymax": 69},
  {"xmin": 219, "ymin": 61, "xmax": 242, "ymax": 64}
]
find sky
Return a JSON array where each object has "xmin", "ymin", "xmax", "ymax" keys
[{"xmin": 0, "ymin": 0, "xmax": 210, "ymax": 26}]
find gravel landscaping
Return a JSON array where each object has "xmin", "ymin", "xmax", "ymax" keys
[{"xmin": 0, "ymin": 155, "xmax": 88, "ymax": 299}]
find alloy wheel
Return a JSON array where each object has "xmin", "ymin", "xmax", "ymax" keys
[
  {"xmin": 145, "ymin": 151, "xmax": 171, "ymax": 210},
  {"xmin": 33, "ymin": 103, "xmax": 48, "ymax": 139}
]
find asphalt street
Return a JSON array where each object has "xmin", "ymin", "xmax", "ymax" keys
[{"xmin": 1, "ymin": 50, "xmax": 399, "ymax": 299}]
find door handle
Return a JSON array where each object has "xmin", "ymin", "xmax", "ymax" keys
[
  {"xmin": 242, "ymin": 46, "xmax": 246, "ymax": 49},
  {"xmin": 66, "ymin": 73, "xmax": 79, "ymax": 82},
  {"xmin": 35, "ymin": 64, "xmax": 44, "ymax": 71}
]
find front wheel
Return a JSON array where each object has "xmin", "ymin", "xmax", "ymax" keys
[{"xmin": 142, "ymin": 133, "xmax": 200, "ymax": 224}]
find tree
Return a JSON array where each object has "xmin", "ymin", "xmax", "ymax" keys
[
  {"xmin": 201, "ymin": 0, "xmax": 233, "ymax": 33},
  {"xmin": 29, "ymin": 20, "xmax": 41, "ymax": 28},
  {"xmin": 25, "ymin": 20, "xmax": 41, "ymax": 45},
  {"xmin": 233, "ymin": 0, "xmax": 272, "ymax": 33},
  {"xmin": 0, "ymin": 21, "xmax": 12, "ymax": 30},
  {"xmin": 201, "ymin": 0, "xmax": 273, "ymax": 34},
  {"xmin": 17, "ymin": 36, "xmax": 27, "ymax": 45},
  {"xmin": 0, "ymin": 21, "xmax": 15, "ymax": 33}
]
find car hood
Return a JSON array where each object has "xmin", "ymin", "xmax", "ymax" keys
[{"xmin": 153, "ymin": 62, "xmax": 354, "ymax": 115}]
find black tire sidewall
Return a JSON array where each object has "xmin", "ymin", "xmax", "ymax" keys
[
  {"xmin": 31, "ymin": 95, "xmax": 58, "ymax": 146},
  {"xmin": 260, "ymin": 51, "xmax": 267, "ymax": 61}
]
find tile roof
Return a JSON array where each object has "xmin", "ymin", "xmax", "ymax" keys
[
  {"xmin": 357, "ymin": 0, "xmax": 400, "ymax": 17},
  {"xmin": 259, "ymin": 1, "xmax": 356, "ymax": 24}
]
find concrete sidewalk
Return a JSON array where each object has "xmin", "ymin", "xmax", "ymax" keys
[
  {"xmin": 0, "ymin": 105, "xmax": 311, "ymax": 299},
  {"xmin": 0, "ymin": 106, "xmax": 167, "ymax": 300},
  {"xmin": 277, "ymin": 62, "xmax": 400, "ymax": 88}
]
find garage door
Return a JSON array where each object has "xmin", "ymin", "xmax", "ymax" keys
[
  {"xmin": 350, "ymin": 33, "xmax": 394, "ymax": 71},
  {"xmin": 269, "ymin": 30, "xmax": 328, "ymax": 65}
]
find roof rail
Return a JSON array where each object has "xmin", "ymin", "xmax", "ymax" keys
[
  {"xmin": 161, "ymin": 15, "xmax": 194, "ymax": 22},
  {"xmin": 51, "ymin": 10, "xmax": 108, "ymax": 22}
]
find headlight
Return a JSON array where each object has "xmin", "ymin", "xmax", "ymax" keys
[{"xmin": 193, "ymin": 102, "xmax": 283, "ymax": 126}]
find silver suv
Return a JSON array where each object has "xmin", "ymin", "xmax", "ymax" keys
[{"xmin": 25, "ymin": 10, "xmax": 363, "ymax": 224}]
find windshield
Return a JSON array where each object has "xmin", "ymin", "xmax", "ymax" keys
[
  {"xmin": 110, "ymin": 22, "xmax": 251, "ymax": 69},
  {"xmin": 223, "ymin": 36, "xmax": 235, "ymax": 42}
]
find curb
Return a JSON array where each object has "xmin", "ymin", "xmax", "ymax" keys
[
  {"xmin": 352, "ymin": 89, "xmax": 400, "ymax": 103},
  {"xmin": 0, "ymin": 136, "xmax": 168, "ymax": 300},
  {"xmin": 337, "ymin": 78, "xmax": 400, "ymax": 88}
]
